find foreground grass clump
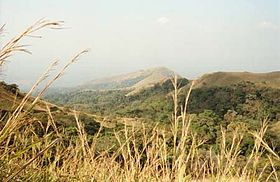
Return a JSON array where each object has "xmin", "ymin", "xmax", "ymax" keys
[
  {"xmin": 0, "ymin": 79, "xmax": 279, "ymax": 181},
  {"xmin": 0, "ymin": 20, "xmax": 279, "ymax": 181}
]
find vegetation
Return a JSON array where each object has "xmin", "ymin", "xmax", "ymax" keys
[
  {"xmin": 46, "ymin": 79, "xmax": 280, "ymax": 157},
  {"xmin": 0, "ymin": 20, "xmax": 280, "ymax": 181},
  {"xmin": 46, "ymin": 78, "xmax": 188, "ymax": 123}
]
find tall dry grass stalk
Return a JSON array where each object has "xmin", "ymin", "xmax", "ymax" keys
[
  {"xmin": 0, "ymin": 48, "xmax": 88, "ymax": 181},
  {"xmin": 0, "ymin": 20, "xmax": 89, "ymax": 181},
  {"xmin": 0, "ymin": 19, "xmax": 63, "ymax": 143},
  {"xmin": 29, "ymin": 77, "xmax": 277, "ymax": 182},
  {"xmin": 0, "ymin": 19, "xmax": 62, "ymax": 66}
]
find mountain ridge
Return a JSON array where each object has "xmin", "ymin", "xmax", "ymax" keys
[
  {"xmin": 195, "ymin": 71, "xmax": 280, "ymax": 89},
  {"xmin": 79, "ymin": 67, "xmax": 179, "ymax": 94},
  {"xmin": 44, "ymin": 68, "xmax": 280, "ymax": 96}
]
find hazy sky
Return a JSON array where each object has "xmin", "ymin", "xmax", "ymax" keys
[{"xmin": 1, "ymin": 0, "xmax": 280, "ymax": 88}]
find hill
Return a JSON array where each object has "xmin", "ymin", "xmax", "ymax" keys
[
  {"xmin": 195, "ymin": 71, "xmax": 280, "ymax": 89},
  {"xmin": 0, "ymin": 81, "xmax": 100, "ymax": 135},
  {"xmin": 45, "ymin": 71, "xmax": 280, "ymax": 156},
  {"xmin": 80, "ymin": 67, "xmax": 178, "ymax": 95},
  {"xmin": 45, "ymin": 69, "xmax": 280, "ymax": 123},
  {"xmin": 45, "ymin": 78, "xmax": 189, "ymax": 122}
]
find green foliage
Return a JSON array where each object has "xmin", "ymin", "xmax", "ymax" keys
[
  {"xmin": 188, "ymin": 82, "xmax": 280, "ymax": 121},
  {"xmin": 46, "ymin": 78, "xmax": 189, "ymax": 122},
  {"xmin": 191, "ymin": 110, "xmax": 221, "ymax": 148}
]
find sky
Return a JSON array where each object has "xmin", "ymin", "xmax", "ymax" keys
[{"xmin": 1, "ymin": 0, "xmax": 280, "ymax": 89}]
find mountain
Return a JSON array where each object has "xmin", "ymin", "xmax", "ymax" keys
[
  {"xmin": 80, "ymin": 67, "xmax": 178, "ymax": 94},
  {"xmin": 195, "ymin": 71, "xmax": 280, "ymax": 89}
]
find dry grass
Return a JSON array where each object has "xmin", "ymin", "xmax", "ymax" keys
[
  {"xmin": 0, "ymin": 20, "xmax": 279, "ymax": 181},
  {"xmin": 0, "ymin": 19, "xmax": 62, "ymax": 66},
  {"xmin": 0, "ymin": 77, "xmax": 279, "ymax": 181}
]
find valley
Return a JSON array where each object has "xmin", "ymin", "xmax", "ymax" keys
[
  {"xmin": 2, "ymin": 66, "xmax": 280, "ymax": 180},
  {"xmin": 2, "ymin": 62, "xmax": 280, "ymax": 181},
  {"xmin": 43, "ymin": 67, "xmax": 280, "ymax": 155}
]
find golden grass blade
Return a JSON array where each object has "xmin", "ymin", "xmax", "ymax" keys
[
  {"xmin": 4, "ymin": 138, "xmax": 60, "ymax": 182},
  {"xmin": 0, "ymin": 19, "xmax": 62, "ymax": 66},
  {"xmin": 36, "ymin": 49, "xmax": 89, "ymax": 97}
]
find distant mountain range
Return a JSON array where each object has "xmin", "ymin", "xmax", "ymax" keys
[
  {"xmin": 79, "ymin": 67, "xmax": 280, "ymax": 92},
  {"xmin": 43, "ymin": 67, "xmax": 280, "ymax": 98},
  {"xmin": 79, "ymin": 67, "xmax": 178, "ymax": 95}
]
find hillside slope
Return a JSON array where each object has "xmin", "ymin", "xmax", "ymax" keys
[
  {"xmin": 46, "ymin": 78, "xmax": 189, "ymax": 123},
  {"xmin": 80, "ymin": 67, "xmax": 178, "ymax": 94},
  {"xmin": 195, "ymin": 71, "xmax": 280, "ymax": 89},
  {"xmin": 0, "ymin": 81, "xmax": 100, "ymax": 134}
]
